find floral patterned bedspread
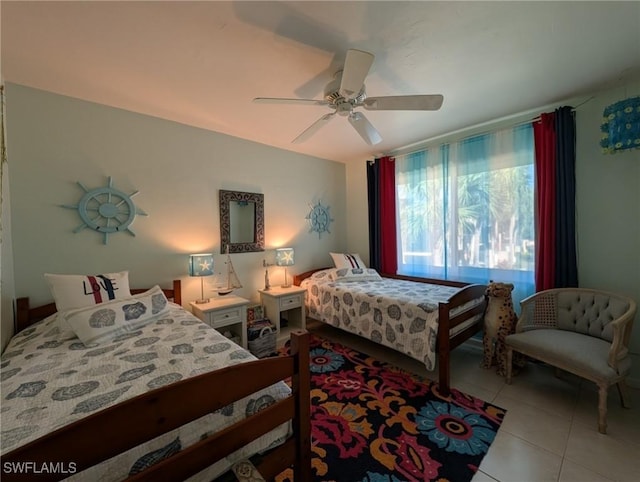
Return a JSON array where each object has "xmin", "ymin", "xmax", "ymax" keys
[
  {"xmin": 0, "ymin": 303, "xmax": 290, "ymax": 481},
  {"xmin": 302, "ymin": 270, "xmax": 476, "ymax": 371}
]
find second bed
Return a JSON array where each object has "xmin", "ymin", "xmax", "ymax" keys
[{"xmin": 294, "ymin": 267, "xmax": 487, "ymax": 395}]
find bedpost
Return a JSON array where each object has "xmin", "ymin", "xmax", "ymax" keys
[
  {"xmin": 172, "ymin": 279, "xmax": 182, "ymax": 305},
  {"xmin": 290, "ymin": 330, "xmax": 312, "ymax": 482},
  {"xmin": 438, "ymin": 302, "xmax": 451, "ymax": 396},
  {"xmin": 15, "ymin": 297, "xmax": 30, "ymax": 334}
]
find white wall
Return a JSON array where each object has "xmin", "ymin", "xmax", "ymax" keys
[
  {"xmin": 2, "ymin": 83, "xmax": 347, "ymax": 346},
  {"xmin": 1, "ymin": 154, "xmax": 15, "ymax": 352},
  {"xmin": 575, "ymin": 79, "xmax": 640, "ymax": 385},
  {"xmin": 346, "ymin": 80, "xmax": 640, "ymax": 385},
  {"xmin": 345, "ymin": 159, "xmax": 370, "ymax": 264},
  {"xmin": 1, "ymin": 81, "xmax": 16, "ymax": 352}
]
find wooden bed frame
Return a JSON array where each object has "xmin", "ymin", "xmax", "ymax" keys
[
  {"xmin": 293, "ymin": 269, "xmax": 488, "ymax": 396},
  {"xmin": 5, "ymin": 280, "xmax": 312, "ymax": 482}
]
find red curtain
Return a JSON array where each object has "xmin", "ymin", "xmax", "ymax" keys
[
  {"xmin": 533, "ymin": 113, "xmax": 556, "ymax": 291},
  {"xmin": 533, "ymin": 107, "xmax": 578, "ymax": 291},
  {"xmin": 367, "ymin": 156, "xmax": 397, "ymax": 274}
]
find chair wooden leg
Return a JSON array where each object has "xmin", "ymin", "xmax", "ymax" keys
[
  {"xmin": 597, "ymin": 383, "xmax": 608, "ymax": 434},
  {"xmin": 617, "ymin": 379, "xmax": 631, "ymax": 408},
  {"xmin": 506, "ymin": 347, "xmax": 513, "ymax": 384}
]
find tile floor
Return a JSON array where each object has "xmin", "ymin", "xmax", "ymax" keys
[{"xmin": 304, "ymin": 320, "xmax": 640, "ymax": 482}]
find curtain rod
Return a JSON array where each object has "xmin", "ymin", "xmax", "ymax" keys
[{"xmin": 385, "ymin": 95, "xmax": 591, "ymax": 159}]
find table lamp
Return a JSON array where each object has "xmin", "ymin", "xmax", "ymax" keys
[
  {"xmin": 189, "ymin": 253, "xmax": 214, "ymax": 303},
  {"xmin": 275, "ymin": 247, "xmax": 295, "ymax": 288}
]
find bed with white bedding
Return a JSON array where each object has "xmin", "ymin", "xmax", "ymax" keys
[
  {"xmin": 296, "ymin": 267, "xmax": 487, "ymax": 394},
  {"xmin": 1, "ymin": 278, "xmax": 311, "ymax": 481}
]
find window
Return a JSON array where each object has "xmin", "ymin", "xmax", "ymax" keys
[{"xmin": 395, "ymin": 124, "xmax": 535, "ymax": 305}]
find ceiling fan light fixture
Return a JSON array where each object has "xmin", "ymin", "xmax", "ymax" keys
[{"xmin": 336, "ymin": 102, "xmax": 352, "ymax": 116}]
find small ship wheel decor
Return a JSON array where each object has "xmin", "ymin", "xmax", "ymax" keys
[
  {"xmin": 62, "ymin": 177, "xmax": 147, "ymax": 244},
  {"xmin": 306, "ymin": 201, "xmax": 333, "ymax": 239}
]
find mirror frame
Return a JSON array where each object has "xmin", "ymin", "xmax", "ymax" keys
[{"xmin": 219, "ymin": 190, "xmax": 265, "ymax": 253}]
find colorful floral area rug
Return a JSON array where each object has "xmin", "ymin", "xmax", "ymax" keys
[{"xmin": 277, "ymin": 335, "xmax": 506, "ymax": 482}]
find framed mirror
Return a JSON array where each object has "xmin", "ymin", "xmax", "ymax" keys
[{"xmin": 219, "ymin": 190, "xmax": 265, "ymax": 253}]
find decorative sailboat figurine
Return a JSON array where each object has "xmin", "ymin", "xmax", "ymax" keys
[{"xmin": 213, "ymin": 245, "xmax": 242, "ymax": 296}]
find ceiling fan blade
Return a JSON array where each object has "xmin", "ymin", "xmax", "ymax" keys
[
  {"xmin": 363, "ymin": 94, "xmax": 444, "ymax": 111},
  {"xmin": 339, "ymin": 49, "xmax": 374, "ymax": 100},
  {"xmin": 348, "ymin": 112, "xmax": 382, "ymax": 145},
  {"xmin": 292, "ymin": 113, "xmax": 336, "ymax": 144},
  {"xmin": 253, "ymin": 97, "xmax": 329, "ymax": 106}
]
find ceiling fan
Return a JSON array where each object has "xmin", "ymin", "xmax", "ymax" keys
[{"xmin": 253, "ymin": 49, "xmax": 444, "ymax": 146}]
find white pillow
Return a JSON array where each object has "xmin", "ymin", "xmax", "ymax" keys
[
  {"xmin": 330, "ymin": 252, "xmax": 367, "ymax": 270},
  {"xmin": 61, "ymin": 285, "xmax": 170, "ymax": 345},
  {"xmin": 44, "ymin": 271, "xmax": 131, "ymax": 312},
  {"xmin": 333, "ymin": 268, "xmax": 382, "ymax": 282}
]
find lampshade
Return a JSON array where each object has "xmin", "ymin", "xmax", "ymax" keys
[
  {"xmin": 188, "ymin": 253, "xmax": 214, "ymax": 304},
  {"xmin": 275, "ymin": 248, "xmax": 294, "ymax": 288},
  {"xmin": 275, "ymin": 248, "xmax": 295, "ymax": 267},
  {"xmin": 188, "ymin": 253, "xmax": 214, "ymax": 277}
]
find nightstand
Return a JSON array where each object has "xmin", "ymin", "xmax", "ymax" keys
[
  {"xmin": 258, "ymin": 286, "xmax": 307, "ymax": 342},
  {"xmin": 190, "ymin": 296, "xmax": 249, "ymax": 348}
]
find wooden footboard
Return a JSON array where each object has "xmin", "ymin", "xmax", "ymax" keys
[
  {"xmin": 436, "ymin": 284, "xmax": 487, "ymax": 396},
  {"xmin": 293, "ymin": 268, "xmax": 486, "ymax": 396},
  {"xmin": 2, "ymin": 331, "xmax": 312, "ymax": 482}
]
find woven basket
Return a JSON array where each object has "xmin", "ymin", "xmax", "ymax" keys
[{"xmin": 248, "ymin": 326, "xmax": 277, "ymax": 358}]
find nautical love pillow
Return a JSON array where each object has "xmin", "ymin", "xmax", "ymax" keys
[{"xmin": 44, "ymin": 271, "xmax": 132, "ymax": 313}]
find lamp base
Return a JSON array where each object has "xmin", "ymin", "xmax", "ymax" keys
[
  {"xmin": 280, "ymin": 268, "xmax": 292, "ymax": 289},
  {"xmin": 195, "ymin": 278, "xmax": 209, "ymax": 304}
]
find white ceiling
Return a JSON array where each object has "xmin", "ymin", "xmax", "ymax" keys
[{"xmin": 2, "ymin": 1, "xmax": 639, "ymax": 163}]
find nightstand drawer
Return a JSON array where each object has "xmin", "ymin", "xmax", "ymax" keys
[
  {"xmin": 279, "ymin": 294, "xmax": 302, "ymax": 310},
  {"xmin": 210, "ymin": 307, "xmax": 243, "ymax": 326}
]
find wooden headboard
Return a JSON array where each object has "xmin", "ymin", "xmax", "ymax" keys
[{"xmin": 15, "ymin": 280, "xmax": 183, "ymax": 334}]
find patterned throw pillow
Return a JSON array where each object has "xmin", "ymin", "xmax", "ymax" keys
[
  {"xmin": 44, "ymin": 271, "xmax": 132, "ymax": 313},
  {"xmin": 61, "ymin": 285, "xmax": 170, "ymax": 345},
  {"xmin": 330, "ymin": 252, "xmax": 367, "ymax": 270},
  {"xmin": 333, "ymin": 268, "xmax": 382, "ymax": 282}
]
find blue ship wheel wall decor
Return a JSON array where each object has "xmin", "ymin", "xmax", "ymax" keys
[
  {"xmin": 306, "ymin": 201, "xmax": 333, "ymax": 239},
  {"xmin": 62, "ymin": 177, "xmax": 147, "ymax": 245}
]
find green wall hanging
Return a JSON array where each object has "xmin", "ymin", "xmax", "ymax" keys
[{"xmin": 62, "ymin": 176, "xmax": 147, "ymax": 245}]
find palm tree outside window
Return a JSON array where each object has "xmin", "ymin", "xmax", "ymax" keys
[{"xmin": 395, "ymin": 124, "xmax": 535, "ymax": 306}]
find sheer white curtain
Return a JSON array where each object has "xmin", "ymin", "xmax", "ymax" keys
[{"xmin": 395, "ymin": 124, "xmax": 535, "ymax": 306}]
